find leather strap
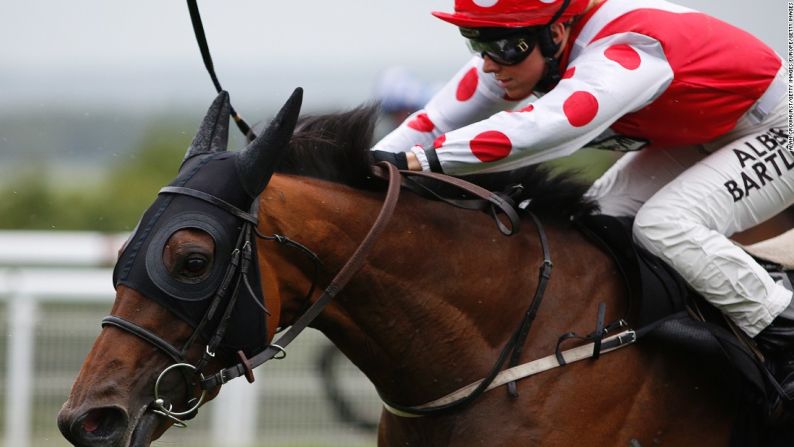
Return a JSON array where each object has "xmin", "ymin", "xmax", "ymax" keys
[
  {"xmin": 102, "ymin": 315, "xmax": 184, "ymax": 364},
  {"xmin": 374, "ymin": 169, "xmax": 521, "ymax": 236},
  {"xmin": 186, "ymin": 0, "xmax": 254, "ymax": 141},
  {"xmin": 380, "ymin": 210, "xmax": 551, "ymax": 415},
  {"xmin": 159, "ymin": 186, "xmax": 259, "ymax": 225},
  {"xmin": 506, "ymin": 212, "xmax": 552, "ymax": 397}
]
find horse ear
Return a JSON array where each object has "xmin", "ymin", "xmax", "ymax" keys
[
  {"xmin": 184, "ymin": 91, "xmax": 231, "ymax": 161},
  {"xmin": 236, "ymin": 87, "xmax": 303, "ymax": 197}
]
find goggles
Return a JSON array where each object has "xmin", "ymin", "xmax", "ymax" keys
[{"xmin": 464, "ymin": 30, "xmax": 539, "ymax": 66}]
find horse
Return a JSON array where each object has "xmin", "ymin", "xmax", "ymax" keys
[{"xmin": 58, "ymin": 89, "xmax": 792, "ymax": 447}]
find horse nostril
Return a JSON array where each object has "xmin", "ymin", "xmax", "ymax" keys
[{"xmin": 69, "ymin": 406, "xmax": 128, "ymax": 446}]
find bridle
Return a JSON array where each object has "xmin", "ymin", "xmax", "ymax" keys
[{"xmin": 102, "ymin": 183, "xmax": 274, "ymax": 425}]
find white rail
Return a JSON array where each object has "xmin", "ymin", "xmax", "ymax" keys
[{"xmin": 0, "ymin": 231, "xmax": 259, "ymax": 447}]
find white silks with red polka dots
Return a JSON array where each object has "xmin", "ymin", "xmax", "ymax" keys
[{"xmin": 372, "ymin": 0, "xmax": 793, "ymax": 337}]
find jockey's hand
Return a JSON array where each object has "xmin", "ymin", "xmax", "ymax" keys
[
  {"xmin": 405, "ymin": 151, "xmax": 422, "ymax": 171},
  {"xmin": 371, "ymin": 150, "xmax": 409, "ymax": 170}
]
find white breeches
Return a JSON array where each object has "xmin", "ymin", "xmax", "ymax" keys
[{"xmin": 586, "ymin": 68, "xmax": 793, "ymax": 337}]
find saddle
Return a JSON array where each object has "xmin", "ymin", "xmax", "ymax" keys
[{"xmin": 575, "ymin": 214, "xmax": 794, "ymax": 442}]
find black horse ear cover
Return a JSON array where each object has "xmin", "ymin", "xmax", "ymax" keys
[
  {"xmin": 236, "ymin": 87, "xmax": 303, "ymax": 198},
  {"xmin": 113, "ymin": 90, "xmax": 302, "ymax": 356}
]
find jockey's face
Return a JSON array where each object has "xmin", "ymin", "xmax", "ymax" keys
[{"xmin": 482, "ymin": 22, "xmax": 569, "ymax": 100}]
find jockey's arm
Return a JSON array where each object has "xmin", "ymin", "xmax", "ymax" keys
[
  {"xmin": 394, "ymin": 34, "xmax": 675, "ymax": 175},
  {"xmin": 372, "ymin": 56, "xmax": 516, "ymax": 155}
]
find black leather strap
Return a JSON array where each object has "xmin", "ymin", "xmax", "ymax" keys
[
  {"xmin": 393, "ymin": 170, "xmax": 521, "ymax": 236},
  {"xmin": 186, "ymin": 0, "xmax": 254, "ymax": 141},
  {"xmin": 592, "ymin": 302, "xmax": 606, "ymax": 359},
  {"xmin": 381, "ymin": 210, "xmax": 550, "ymax": 415},
  {"xmin": 102, "ymin": 316, "xmax": 184, "ymax": 364},
  {"xmin": 159, "ymin": 186, "xmax": 258, "ymax": 225},
  {"xmin": 506, "ymin": 212, "xmax": 552, "ymax": 397}
]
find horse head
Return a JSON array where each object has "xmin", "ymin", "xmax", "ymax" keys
[{"xmin": 57, "ymin": 88, "xmax": 302, "ymax": 447}]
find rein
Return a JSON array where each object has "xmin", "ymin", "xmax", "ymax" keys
[{"xmin": 186, "ymin": 0, "xmax": 254, "ymax": 142}]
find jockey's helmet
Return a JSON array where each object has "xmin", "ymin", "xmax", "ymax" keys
[{"xmin": 432, "ymin": 0, "xmax": 589, "ymax": 28}]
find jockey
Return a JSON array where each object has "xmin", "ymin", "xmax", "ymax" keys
[{"xmin": 371, "ymin": 0, "xmax": 794, "ymax": 395}]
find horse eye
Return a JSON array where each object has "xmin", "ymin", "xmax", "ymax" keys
[{"xmin": 181, "ymin": 255, "xmax": 209, "ymax": 278}]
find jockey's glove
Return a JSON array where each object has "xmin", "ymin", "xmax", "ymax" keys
[{"xmin": 371, "ymin": 150, "xmax": 409, "ymax": 170}]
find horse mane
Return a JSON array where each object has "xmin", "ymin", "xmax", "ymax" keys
[{"xmin": 277, "ymin": 104, "xmax": 599, "ymax": 220}]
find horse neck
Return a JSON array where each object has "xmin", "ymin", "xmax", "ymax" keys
[{"xmin": 258, "ymin": 174, "xmax": 622, "ymax": 406}]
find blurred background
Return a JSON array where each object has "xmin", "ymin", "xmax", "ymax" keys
[{"xmin": 0, "ymin": 0, "xmax": 786, "ymax": 446}]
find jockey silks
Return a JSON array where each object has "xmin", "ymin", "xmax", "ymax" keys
[{"xmin": 373, "ymin": 0, "xmax": 782, "ymax": 176}]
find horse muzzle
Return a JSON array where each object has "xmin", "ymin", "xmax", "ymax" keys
[{"xmin": 57, "ymin": 403, "xmax": 130, "ymax": 447}]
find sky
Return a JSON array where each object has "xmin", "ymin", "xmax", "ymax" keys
[{"xmin": 0, "ymin": 0, "xmax": 788, "ymax": 115}]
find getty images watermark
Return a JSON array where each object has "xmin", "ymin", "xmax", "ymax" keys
[{"xmin": 788, "ymin": 2, "xmax": 794, "ymax": 151}]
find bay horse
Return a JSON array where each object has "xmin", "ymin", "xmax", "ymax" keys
[{"xmin": 58, "ymin": 89, "xmax": 791, "ymax": 447}]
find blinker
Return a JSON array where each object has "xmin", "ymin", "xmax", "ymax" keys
[
  {"xmin": 110, "ymin": 88, "xmax": 303, "ymax": 358},
  {"xmin": 113, "ymin": 152, "xmax": 268, "ymax": 356}
]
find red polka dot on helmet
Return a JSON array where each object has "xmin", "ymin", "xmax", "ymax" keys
[{"xmin": 432, "ymin": 0, "xmax": 589, "ymax": 28}]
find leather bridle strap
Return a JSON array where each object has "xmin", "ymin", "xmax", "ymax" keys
[
  {"xmin": 201, "ymin": 161, "xmax": 403, "ymax": 390},
  {"xmin": 160, "ymin": 186, "xmax": 259, "ymax": 225},
  {"xmin": 103, "ymin": 315, "xmax": 185, "ymax": 364}
]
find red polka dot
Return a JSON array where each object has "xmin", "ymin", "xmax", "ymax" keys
[
  {"xmin": 456, "ymin": 67, "xmax": 479, "ymax": 101},
  {"xmin": 563, "ymin": 91, "xmax": 599, "ymax": 127},
  {"xmin": 407, "ymin": 113, "xmax": 435, "ymax": 132},
  {"xmin": 604, "ymin": 44, "xmax": 641, "ymax": 70},
  {"xmin": 562, "ymin": 66, "xmax": 576, "ymax": 79},
  {"xmin": 519, "ymin": 104, "xmax": 535, "ymax": 112},
  {"xmin": 433, "ymin": 134, "xmax": 446, "ymax": 149},
  {"xmin": 470, "ymin": 131, "xmax": 512, "ymax": 162}
]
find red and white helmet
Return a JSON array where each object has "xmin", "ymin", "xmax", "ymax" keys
[{"xmin": 432, "ymin": 0, "xmax": 589, "ymax": 28}]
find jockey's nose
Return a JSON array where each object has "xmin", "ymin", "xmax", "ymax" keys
[
  {"xmin": 482, "ymin": 54, "xmax": 502, "ymax": 73},
  {"xmin": 57, "ymin": 405, "xmax": 128, "ymax": 447}
]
